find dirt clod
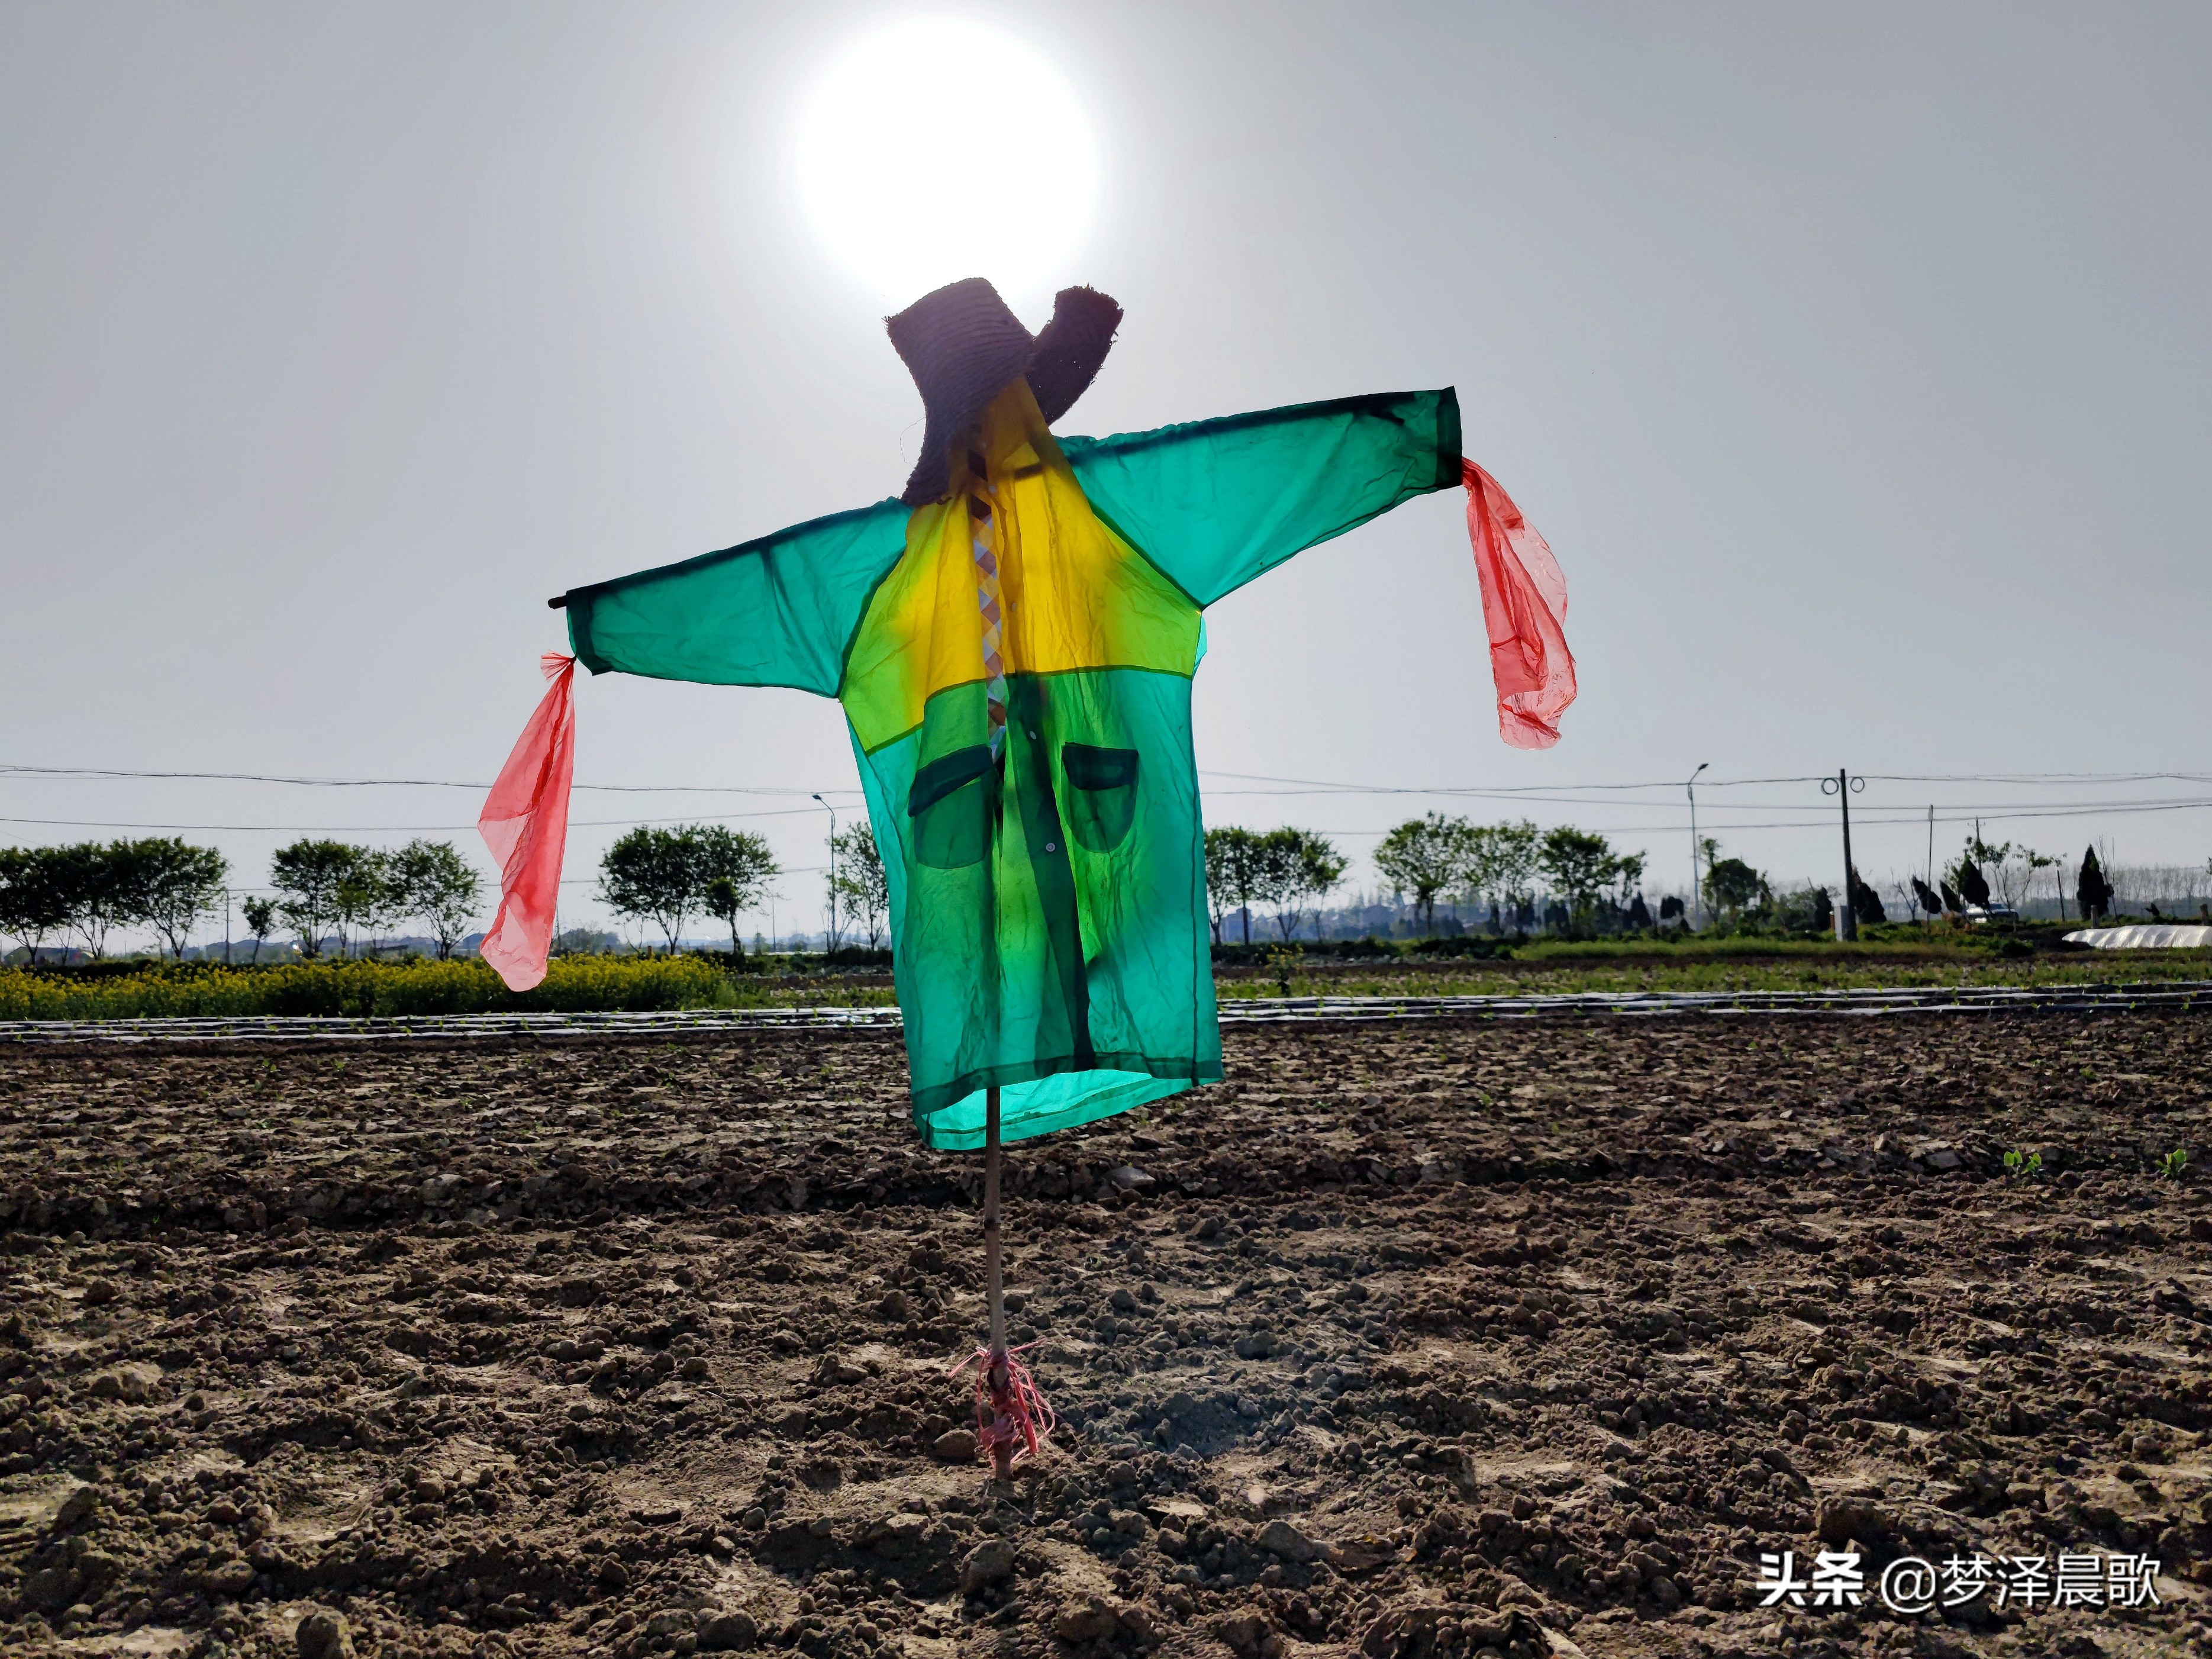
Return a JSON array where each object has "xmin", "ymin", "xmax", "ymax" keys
[
  {"xmin": 293, "ymin": 1606, "xmax": 354, "ymax": 1659},
  {"xmin": 50, "ymin": 1481, "xmax": 98, "ymax": 1529},
  {"xmin": 960, "ymin": 1535, "xmax": 1016, "ymax": 1593}
]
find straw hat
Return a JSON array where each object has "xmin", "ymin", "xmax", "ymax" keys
[{"xmin": 887, "ymin": 278, "xmax": 1122, "ymax": 506}]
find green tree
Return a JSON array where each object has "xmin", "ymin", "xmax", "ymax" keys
[
  {"xmin": 1611, "ymin": 851, "xmax": 1649, "ymax": 911},
  {"xmin": 1947, "ymin": 833, "xmax": 2008, "ymax": 911},
  {"xmin": 689, "ymin": 826, "xmax": 779, "ymax": 952},
  {"xmin": 1473, "ymin": 819, "xmax": 1542, "ymax": 930},
  {"xmin": 270, "ymin": 839, "xmax": 360, "ymax": 959},
  {"xmin": 1537, "ymin": 826, "xmax": 1634, "ymax": 922},
  {"xmin": 46, "ymin": 842, "xmax": 134, "ymax": 959},
  {"xmin": 1953, "ymin": 855, "xmax": 1991, "ymax": 910},
  {"xmin": 387, "ymin": 840, "xmax": 482, "ymax": 960},
  {"xmin": 123, "ymin": 837, "xmax": 230, "ymax": 959},
  {"xmin": 599, "ymin": 827, "xmax": 701, "ymax": 952},
  {"xmin": 598, "ymin": 824, "xmax": 779, "ymax": 955},
  {"xmin": 1846, "ymin": 865, "xmax": 1887, "ymax": 927},
  {"xmin": 240, "ymin": 895, "xmax": 278, "ymax": 964},
  {"xmin": 1252, "ymin": 828, "xmax": 1348, "ymax": 943},
  {"xmin": 2077, "ymin": 845, "xmax": 2114, "ymax": 922},
  {"xmin": 1702, "ymin": 856, "xmax": 1771, "ymax": 920},
  {"xmin": 1373, "ymin": 813, "xmax": 1473, "ymax": 937},
  {"xmin": 334, "ymin": 849, "xmax": 398, "ymax": 956},
  {"xmin": 826, "ymin": 824, "xmax": 885, "ymax": 951},
  {"xmin": 1459, "ymin": 820, "xmax": 1512, "ymax": 913},
  {"xmin": 704, "ymin": 878, "xmax": 744, "ymax": 956},
  {"xmin": 695, "ymin": 826, "xmax": 778, "ymax": 906},
  {"xmin": 1204, "ymin": 826, "xmax": 1265, "ymax": 945},
  {"xmin": 0, "ymin": 847, "xmax": 72, "ymax": 964},
  {"xmin": 683, "ymin": 827, "xmax": 781, "ymax": 956}
]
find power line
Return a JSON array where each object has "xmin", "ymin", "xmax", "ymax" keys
[
  {"xmin": 556, "ymin": 866, "xmax": 830, "ymax": 884},
  {"xmin": 7, "ymin": 761, "xmax": 2207, "ymax": 845},
  {"xmin": 0, "ymin": 762, "xmax": 862, "ymax": 796},
  {"xmin": 1199, "ymin": 767, "xmax": 2212, "ymax": 794},
  {"xmin": 11, "ymin": 795, "xmax": 2212, "ymax": 838},
  {"xmin": 14, "ymin": 758, "xmax": 2212, "ymax": 795},
  {"xmin": 1232, "ymin": 798, "xmax": 2212, "ymax": 836},
  {"xmin": 0, "ymin": 807, "xmax": 838, "ymax": 833},
  {"xmin": 1195, "ymin": 768, "xmax": 1828, "ymax": 794},
  {"xmin": 1200, "ymin": 787, "xmax": 2212, "ymax": 813},
  {"xmin": 209, "ymin": 869, "xmax": 835, "ymax": 892},
  {"xmin": 1861, "ymin": 771, "xmax": 2212, "ymax": 786}
]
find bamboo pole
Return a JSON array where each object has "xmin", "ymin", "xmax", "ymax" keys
[{"xmin": 982, "ymin": 1084, "xmax": 1012, "ymax": 1481}]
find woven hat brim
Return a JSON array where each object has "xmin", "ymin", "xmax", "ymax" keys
[
  {"xmin": 891, "ymin": 279, "xmax": 1122, "ymax": 506},
  {"xmin": 1025, "ymin": 286, "xmax": 1122, "ymax": 426}
]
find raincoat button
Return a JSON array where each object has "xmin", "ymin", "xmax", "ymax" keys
[{"xmin": 1045, "ymin": 842, "xmax": 1058, "ymax": 853}]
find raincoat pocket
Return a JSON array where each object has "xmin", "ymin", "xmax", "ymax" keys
[
  {"xmin": 909, "ymin": 745, "xmax": 995, "ymax": 869},
  {"xmin": 1062, "ymin": 743, "xmax": 1138, "ymax": 853}
]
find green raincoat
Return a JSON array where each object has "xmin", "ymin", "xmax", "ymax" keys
[{"xmin": 562, "ymin": 383, "xmax": 1462, "ymax": 1148}]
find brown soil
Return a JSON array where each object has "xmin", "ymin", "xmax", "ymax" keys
[{"xmin": 3, "ymin": 1014, "xmax": 2211, "ymax": 1659}]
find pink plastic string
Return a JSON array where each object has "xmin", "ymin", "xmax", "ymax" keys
[
  {"xmin": 478, "ymin": 653, "xmax": 577, "ymax": 993},
  {"xmin": 950, "ymin": 1341, "xmax": 1055, "ymax": 1467},
  {"xmin": 1462, "ymin": 459, "xmax": 1575, "ymax": 749}
]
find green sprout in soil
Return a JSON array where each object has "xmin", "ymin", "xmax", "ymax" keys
[
  {"xmin": 2158, "ymin": 1149, "xmax": 2189, "ymax": 1180},
  {"xmin": 2003, "ymin": 1149, "xmax": 2043, "ymax": 1178}
]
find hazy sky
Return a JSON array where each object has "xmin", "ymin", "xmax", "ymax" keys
[{"xmin": 4, "ymin": 2, "xmax": 2208, "ymax": 945}]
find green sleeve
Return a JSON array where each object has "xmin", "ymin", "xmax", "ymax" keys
[
  {"xmin": 1057, "ymin": 388, "xmax": 1461, "ymax": 607},
  {"xmin": 562, "ymin": 498, "xmax": 910, "ymax": 696}
]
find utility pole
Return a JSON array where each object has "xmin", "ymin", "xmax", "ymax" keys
[
  {"xmin": 1926, "ymin": 804, "xmax": 1936, "ymax": 926},
  {"xmin": 813, "ymin": 793, "xmax": 838, "ymax": 955},
  {"xmin": 1685, "ymin": 762, "xmax": 1709, "ymax": 929},
  {"xmin": 1823, "ymin": 769, "xmax": 1865, "ymax": 940}
]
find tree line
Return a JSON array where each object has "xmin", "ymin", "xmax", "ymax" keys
[
  {"xmin": 590, "ymin": 823, "xmax": 891, "ymax": 955},
  {"xmin": 595, "ymin": 824, "xmax": 781, "ymax": 954},
  {"xmin": 1, "ymin": 837, "xmax": 482, "ymax": 964},
  {"xmin": 1697, "ymin": 835, "xmax": 2136, "ymax": 933},
  {"xmin": 20, "ymin": 811, "xmax": 2149, "ymax": 969},
  {"xmin": 1371, "ymin": 814, "xmax": 1647, "ymax": 935},
  {"xmin": 1204, "ymin": 828, "xmax": 1349, "ymax": 945},
  {"xmin": 1910, "ymin": 839, "xmax": 2121, "ymax": 924},
  {"xmin": 0, "ymin": 839, "xmax": 228, "ymax": 961},
  {"xmin": 247, "ymin": 840, "xmax": 482, "ymax": 959},
  {"xmin": 1204, "ymin": 816, "xmax": 1652, "ymax": 942}
]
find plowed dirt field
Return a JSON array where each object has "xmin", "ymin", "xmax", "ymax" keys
[{"xmin": 4, "ymin": 1013, "xmax": 2211, "ymax": 1659}]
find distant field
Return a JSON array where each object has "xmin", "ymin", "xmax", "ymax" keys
[
  {"xmin": 1215, "ymin": 945, "xmax": 2212, "ymax": 1000},
  {"xmin": 4, "ymin": 939, "xmax": 2208, "ymax": 1022}
]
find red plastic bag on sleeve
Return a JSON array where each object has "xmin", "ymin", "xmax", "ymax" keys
[
  {"xmin": 478, "ymin": 653, "xmax": 576, "ymax": 991},
  {"xmin": 1463, "ymin": 459, "xmax": 1575, "ymax": 749}
]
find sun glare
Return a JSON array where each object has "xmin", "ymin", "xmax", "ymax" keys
[{"xmin": 794, "ymin": 21, "xmax": 1099, "ymax": 304}]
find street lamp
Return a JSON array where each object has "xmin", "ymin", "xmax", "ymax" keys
[
  {"xmin": 813, "ymin": 793, "xmax": 838, "ymax": 955},
  {"xmin": 1686, "ymin": 762, "xmax": 1709, "ymax": 930}
]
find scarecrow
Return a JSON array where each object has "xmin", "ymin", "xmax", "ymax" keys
[{"xmin": 479, "ymin": 278, "xmax": 1574, "ymax": 1476}]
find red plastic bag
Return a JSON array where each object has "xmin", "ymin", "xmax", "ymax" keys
[
  {"xmin": 479, "ymin": 653, "xmax": 576, "ymax": 991},
  {"xmin": 1463, "ymin": 460, "xmax": 1575, "ymax": 749}
]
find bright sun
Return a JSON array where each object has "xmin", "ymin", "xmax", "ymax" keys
[{"xmin": 795, "ymin": 21, "xmax": 1099, "ymax": 303}]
